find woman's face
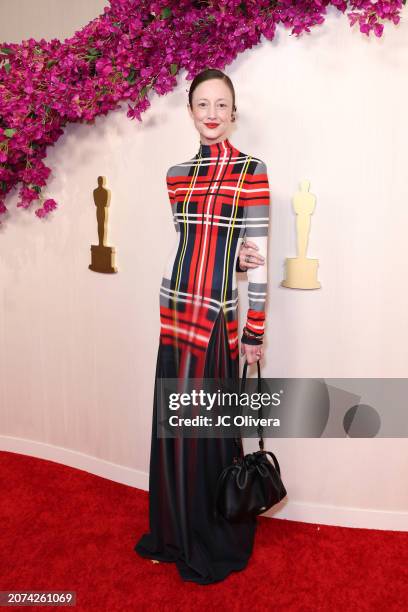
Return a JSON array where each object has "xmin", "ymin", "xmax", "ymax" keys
[{"xmin": 188, "ymin": 78, "xmax": 234, "ymax": 145}]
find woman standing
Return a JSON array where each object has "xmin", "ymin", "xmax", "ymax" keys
[{"xmin": 135, "ymin": 68, "xmax": 271, "ymax": 584}]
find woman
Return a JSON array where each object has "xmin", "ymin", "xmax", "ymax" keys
[{"xmin": 135, "ymin": 68, "xmax": 271, "ymax": 584}]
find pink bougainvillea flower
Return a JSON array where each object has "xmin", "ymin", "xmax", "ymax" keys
[{"xmin": 35, "ymin": 198, "xmax": 57, "ymax": 218}]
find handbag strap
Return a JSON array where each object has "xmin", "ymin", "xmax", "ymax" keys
[
  {"xmin": 240, "ymin": 359, "xmax": 264, "ymax": 451},
  {"xmin": 263, "ymin": 450, "xmax": 281, "ymax": 476}
]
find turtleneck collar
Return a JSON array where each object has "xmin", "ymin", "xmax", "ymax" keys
[{"xmin": 197, "ymin": 137, "xmax": 234, "ymax": 158}]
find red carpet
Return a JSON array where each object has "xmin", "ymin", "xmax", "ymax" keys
[{"xmin": 0, "ymin": 450, "xmax": 407, "ymax": 611}]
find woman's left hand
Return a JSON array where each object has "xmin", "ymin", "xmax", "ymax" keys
[
  {"xmin": 241, "ymin": 342, "xmax": 263, "ymax": 365},
  {"xmin": 238, "ymin": 239, "xmax": 265, "ymax": 271}
]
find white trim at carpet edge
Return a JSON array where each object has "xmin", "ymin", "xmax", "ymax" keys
[{"xmin": 1, "ymin": 435, "xmax": 407, "ymax": 532}]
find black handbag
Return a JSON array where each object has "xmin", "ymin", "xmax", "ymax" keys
[{"xmin": 214, "ymin": 359, "xmax": 287, "ymax": 522}]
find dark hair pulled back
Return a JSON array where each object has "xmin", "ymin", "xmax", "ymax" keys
[{"xmin": 188, "ymin": 68, "xmax": 237, "ymax": 113}]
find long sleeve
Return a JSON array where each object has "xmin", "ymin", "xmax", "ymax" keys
[
  {"xmin": 241, "ymin": 159, "xmax": 271, "ymax": 345},
  {"xmin": 166, "ymin": 167, "xmax": 179, "ymax": 234}
]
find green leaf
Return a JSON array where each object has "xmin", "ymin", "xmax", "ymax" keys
[
  {"xmin": 160, "ymin": 7, "xmax": 172, "ymax": 19},
  {"xmin": 4, "ymin": 128, "xmax": 16, "ymax": 138},
  {"xmin": 46, "ymin": 59, "xmax": 57, "ymax": 69},
  {"xmin": 0, "ymin": 181, "xmax": 7, "ymax": 192},
  {"xmin": 126, "ymin": 68, "xmax": 137, "ymax": 83},
  {"xmin": 32, "ymin": 185, "xmax": 41, "ymax": 194},
  {"xmin": 139, "ymin": 86, "xmax": 148, "ymax": 99},
  {"xmin": 0, "ymin": 47, "xmax": 14, "ymax": 55},
  {"xmin": 4, "ymin": 63, "xmax": 11, "ymax": 74},
  {"xmin": 85, "ymin": 47, "xmax": 101, "ymax": 62},
  {"xmin": 170, "ymin": 63, "xmax": 178, "ymax": 76}
]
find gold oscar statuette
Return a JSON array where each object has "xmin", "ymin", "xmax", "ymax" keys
[
  {"xmin": 281, "ymin": 179, "xmax": 320, "ymax": 289},
  {"xmin": 88, "ymin": 176, "xmax": 118, "ymax": 273}
]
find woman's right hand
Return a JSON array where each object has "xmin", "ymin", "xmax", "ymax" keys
[{"xmin": 237, "ymin": 239, "xmax": 265, "ymax": 271}]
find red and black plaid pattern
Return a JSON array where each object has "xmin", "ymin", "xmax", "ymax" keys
[{"xmin": 160, "ymin": 137, "xmax": 270, "ymax": 378}]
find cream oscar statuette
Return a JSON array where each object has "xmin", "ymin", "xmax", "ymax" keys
[{"xmin": 281, "ymin": 179, "xmax": 320, "ymax": 289}]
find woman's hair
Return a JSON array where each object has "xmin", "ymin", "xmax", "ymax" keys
[{"xmin": 188, "ymin": 68, "xmax": 237, "ymax": 112}]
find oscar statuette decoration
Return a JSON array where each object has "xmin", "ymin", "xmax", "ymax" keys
[
  {"xmin": 281, "ymin": 179, "xmax": 320, "ymax": 289},
  {"xmin": 88, "ymin": 176, "xmax": 118, "ymax": 273}
]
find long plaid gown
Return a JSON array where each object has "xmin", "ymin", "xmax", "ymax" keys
[{"xmin": 135, "ymin": 137, "xmax": 271, "ymax": 584}]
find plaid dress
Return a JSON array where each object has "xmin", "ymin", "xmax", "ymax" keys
[
  {"xmin": 161, "ymin": 136, "xmax": 270, "ymax": 376},
  {"xmin": 135, "ymin": 137, "xmax": 271, "ymax": 584}
]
